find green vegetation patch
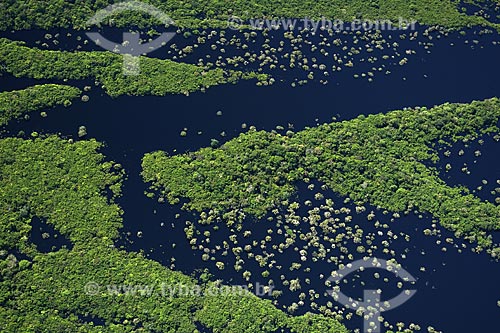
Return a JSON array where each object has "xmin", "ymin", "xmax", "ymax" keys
[
  {"xmin": 0, "ymin": 38, "xmax": 264, "ymax": 97},
  {"xmin": 0, "ymin": 0, "xmax": 497, "ymax": 30},
  {"xmin": 142, "ymin": 130, "xmax": 300, "ymax": 217},
  {"xmin": 0, "ymin": 84, "xmax": 81, "ymax": 126},
  {"xmin": 0, "ymin": 136, "xmax": 123, "ymax": 250},
  {"xmin": 1, "ymin": 244, "xmax": 347, "ymax": 333},
  {"xmin": 0, "ymin": 136, "xmax": 348, "ymax": 333},
  {"xmin": 142, "ymin": 98, "xmax": 500, "ymax": 252}
]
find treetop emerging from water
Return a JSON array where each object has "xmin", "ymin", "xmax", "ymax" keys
[{"xmin": 143, "ymin": 97, "xmax": 500, "ymax": 253}]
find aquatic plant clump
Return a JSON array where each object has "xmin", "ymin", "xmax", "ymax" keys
[
  {"xmin": 142, "ymin": 98, "xmax": 500, "ymax": 252},
  {"xmin": 0, "ymin": 84, "xmax": 81, "ymax": 126}
]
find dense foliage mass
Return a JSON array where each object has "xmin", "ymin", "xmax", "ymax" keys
[
  {"xmin": 2, "ymin": 2, "xmax": 498, "ymax": 332},
  {"xmin": 0, "ymin": 84, "xmax": 81, "ymax": 126},
  {"xmin": 142, "ymin": 98, "xmax": 500, "ymax": 252},
  {"xmin": 0, "ymin": 0, "xmax": 497, "ymax": 30},
  {"xmin": 0, "ymin": 136, "xmax": 124, "ymax": 250},
  {"xmin": 0, "ymin": 136, "xmax": 348, "ymax": 333},
  {"xmin": 0, "ymin": 38, "xmax": 264, "ymax": 97}
]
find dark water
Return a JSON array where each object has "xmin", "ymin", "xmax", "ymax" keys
[
  {"xmin": 29, "ymin": 217, "xmax": 73, "ymax": 253},
  {"xmin": 3, "ymin": 26, "xmax": 500, "ymax": 333},
  {"xmin": 460, "ymin": 1, "xmax": 500, "ymax": 24}
]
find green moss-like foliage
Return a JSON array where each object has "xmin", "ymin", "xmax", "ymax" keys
[
  {"xmin": 142, "ymin": 130, "xmax": 300, "ymax": 217},
  {"xmin": 0, "ymin": 38, "xmax": 264, "ymax": 98},
  {"xmin": 0, "ymin": 84, "xmax": 81, "ymax": 126},
  {"xmin": 142, "ymin": 98, "xmax": 500, "ymax": 250},
  {"xmin": 1, "ymin": 246, "xmax": 200, "ymax": 333},
  {"xmin": 0, "ymin": 0, "xmax": 497, "ymax": 30},
  {"xmin": 0, "ymin": 136, "xmax": 123, "ymax": 250},
  {"xmin": 1, "ymin": 245, "xmax": 347, "ymax": 333},
  {"xmin": 0, "ymin": 136, "xmax": 348, "ymax": 333},
  {"xmin": 195, "ymin": 281, "xmax": 347, "ymax": 333}
]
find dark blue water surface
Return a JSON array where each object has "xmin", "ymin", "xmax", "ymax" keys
[{"xmin": 2, "ymin": 25, "xmax": 500, "ymax": 333}]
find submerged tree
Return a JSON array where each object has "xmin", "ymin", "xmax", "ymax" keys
[{"xmin": 142, "ymin": 98, "xmax": 500, "ymax": 252}]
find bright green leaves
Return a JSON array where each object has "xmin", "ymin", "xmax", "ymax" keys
[
  {"xmin": 0, "ymin": 136, "xmax": 123, "ymax": 250},
  {"xmin": 0, "ymin": 84, "xmax": 81, "ymax": 126},
  {"xmin": 143, "ymin": 98, "xmax": 500, "ymax": 250}
]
